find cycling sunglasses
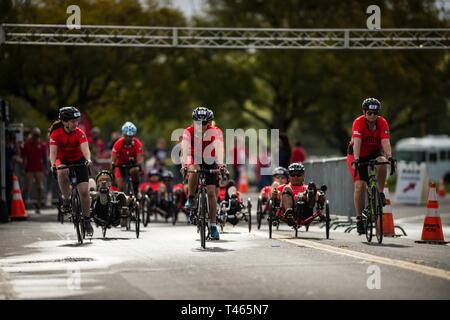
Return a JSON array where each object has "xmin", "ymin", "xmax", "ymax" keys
[
  {"xmin": 289, "ymin": 171, "xmax": 304, "ymax": 177},
  {"xmin": 202, "ymin": 121, "xmax": 209, "ymax": 126},
  {"xmin": 273, "ymin": 175, "xmax": 286, "ymax": 180},
  {"xmin": 366, "ymin": 111, "xmax": 379, "ymax": 116}
]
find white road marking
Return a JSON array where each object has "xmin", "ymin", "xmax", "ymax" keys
[{"xmin": 248, "ymin": 228, "xmax": 450, "ymax": 282}]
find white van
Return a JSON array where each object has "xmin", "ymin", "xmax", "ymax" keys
[{"xmin": 395, "ymin": 135, "xmax": 450, "ymax": 182}]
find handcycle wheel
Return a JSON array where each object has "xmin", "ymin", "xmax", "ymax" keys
[
  {"xmin": 256, "ymin": 198, "xmax": 262, "ymax": 230},
  {"xmin": 325, "ymin": 201, "xmax": 330, "ymax": 240},
  {"xmin": 171, "ymin": 205, "xmax": 178, "ymax": 226},
  {"xmin": 142, "ymin": 196, "xmax": 149, "ymax": 227},
  {"xmin": 247, "ymin": 199, "xmax": 252, "ymax": 233},
  {"xmin": 135, "ymin": 201, "xmax": 140, "ymax": 239},
  {"xmin": 268, "ymin": 200, "xmax": 273, "ymax": 239},
  {"xmin": 375, "ymin": 193, "xmax": 383, "ymax": 244}
]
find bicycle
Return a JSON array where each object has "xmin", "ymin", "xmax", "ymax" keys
[
  {"xmin": 185, "ymin": 168, "xmax": 225, "ymax": 249},
  {"xmin": 117, "ymin": 163, "xmax": 141, "ymax": 239},
  {"xmin": 354, "ymin": 159, "xmax": 395, "ymax": 244},
  {"xmin": 55, "ymin": 163, "xmax": 90, "ymax": 244}
]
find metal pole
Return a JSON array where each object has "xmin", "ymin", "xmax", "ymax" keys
[
  {"xmin": 0, "ymin": 24, "xmax": 5, "ymax": 46},
  {"xmin": 0, "ymin": 99, "xmax": 8, "ymax": 204}
]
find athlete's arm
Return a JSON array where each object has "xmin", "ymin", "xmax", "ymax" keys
[
  {"xmin": 80, "ymin": 141, "xmax": 92, "ymax": 163},
  {"xmin": 381, "ymin": 139, "xmax": 392, "ymax": 158},
  {"xmin": 49, "ymin": 144, "xmax": 57, "ymax": 167},
  {"xmin": 352, "ymin": 137, "xmax": 362, "ymax": 160},
  {"xmin": 180, "ymin": 133, "xmax": 191, "ymax": 167}
]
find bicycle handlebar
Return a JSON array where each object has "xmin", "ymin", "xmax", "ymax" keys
[
  {"xmin": 352, "ymin": 159, "xmax": 396, "ymax": 177},
  {"xmin": 117, "ymin": 163, "xmax": 141, "ymax": 170},
  {"xmin": 55, "ymin": 163, "xmax": 88, "ymax": 170}
]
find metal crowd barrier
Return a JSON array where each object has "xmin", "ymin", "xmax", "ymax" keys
[{"xmin": 303, "ymin": 157, "xmax": 356, "ymax": 230}]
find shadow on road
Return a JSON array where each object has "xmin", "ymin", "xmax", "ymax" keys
[
  {"xmin": 58, "ymin": 242, "xmax": 94, "ymax": 248},
  {"xmin": 93, "ymin": 237, "xmax": 132, "ymax": 241},
  {"xmin": 192, "ymin": 247, "xmax": 235, "ymax": 253},
  {"xmin": 363, "ymin": 242, "xmax": 412, "ymax": 248}
]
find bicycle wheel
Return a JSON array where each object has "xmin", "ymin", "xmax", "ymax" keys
[
  {"xmin": 325, "ymin": 201, "xmax": 330, "ymax": 240},
  {"xmin": 72, "ymin": 191, "xmax": 83, "ymax": 244},
  {"xmin": 365, "ymin": 189, "xmax": 376, "ymax": 243},
  {"xmin": 247, "ymin": 199, "xmax": 252, "ymax": 233},
  {"xmin": 198, "ymin": 192, "xmax": 207, "ymax": 249},
  {"xmin": 256, "ymin": 198, "xmax": 262, "ymax": 230},
  {"xmin": 375, "ymin": 192, "xmax": 383, "ymax": 244}
]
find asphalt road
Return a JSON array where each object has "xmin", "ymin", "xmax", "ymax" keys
[{"xmin": 0, "ymin": 193, "xmax": 449, "ymax": 300}]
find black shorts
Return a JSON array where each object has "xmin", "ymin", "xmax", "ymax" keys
[
  {"xmin": 60, "ymin": 158, "xmax": 90, "ymax": 184},
  {"xmin": 354, "ymin": 150, "xmax": 383, "ymax": 182},
  {"xmin": 200, "ymin": 164, "xmax": 219, "ymax": 187}
]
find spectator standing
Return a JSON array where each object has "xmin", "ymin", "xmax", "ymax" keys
[
  {"xmin": 22, "ymin": 128, "xmax": 47, "ymax": 213},
  {"xmin": 291, "ymin": 141, "xmax": 307, "ymax": 163}
]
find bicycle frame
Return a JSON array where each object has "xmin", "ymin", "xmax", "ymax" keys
[
  {"xmin": 186, "ymin": 168, "xmax": 223, "ymax": 248},
  {"xmin": 358, "ymin": 160, "xmax": 391, "ymax": 244},
  {"xmin": 56, "ymin": 163, "xmax": 87, "ymax": 244}
]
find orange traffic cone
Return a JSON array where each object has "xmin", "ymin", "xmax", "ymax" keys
[
  {"xmin": 381, "ymin": 183, "xmax": 396, "ymax": 237},
  {"xmin": 238, "ymin": 166, "xmax": 249, "ymax": 193},
  {"xmin": 438, "ymin": 177, "xmax": 446, "ymax": 198},
  {"xmin": 9, "ymin": 175, "xmax": 28, "ymax": 220},
  {"xmin": 415, "ymin": 182, "xmax": 447, "ymax": 244}
]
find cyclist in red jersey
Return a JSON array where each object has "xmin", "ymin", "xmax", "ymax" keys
[
  {"xmin": 259, "ymin": 166, "xmax": 289, "ymax": 203},
  {"xmin": 181, "ymin": 107, "xmax": 227, "ymax": 240},
  {"xmin": 111, "ymin": 122, "xmax": 144, "ymax": 196},
  {"xmin": 272, "ymin": 163, "xmax": 322, "ymax": 226},
  {"xmin": 346, "ymin": 98, "xmax": 396, "ymax": 234},
  {"xmin": 139, "ymin": 169, "xmax": 163, "ymax": 194},
  {"xmin": 48, "ymin": 106, "xmax": 94, "ymax": 235}
]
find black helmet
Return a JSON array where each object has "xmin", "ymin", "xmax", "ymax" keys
[
  {"xmin": 272, "ymin": 166, "xmax": 288, "ymax": 177},
  {"xmin": 161, "ymin": 170, "xmax": 174, "ymax": 180},
  {"xmin": 362, "ymin": 98, "xmax": 381, "ymax": 111},
  {"xmin": 95, "ymin": 170, "xmax": 113, "ymax": 182},
  {"xmin": 192, "ymin": 107, "xmax": 214, "ymax": 122},
  {"xmin": 148, "ymin": 169, "xmax": 160, "ymax": 177},
  {"xmin": 288, "ymin": 162, "xmax": 305, "ymax": 174},
  {"xmin": 59, "ymin": 106, "xmax": 81, "ymax": 121}
]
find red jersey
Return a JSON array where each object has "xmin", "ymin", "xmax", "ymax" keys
[
  {"xmin": 277, "ymin": 183, "xmax": 309, "ymax": 201},
  {"xmin": 348, "ymin": 115, "xmax": 390, "ymax": 157},
  {"xmin": 49, "ymin": 127, "xmax": 88, "ymax": 162},
  {"xmin": 173, "ymin": 183, "xmax": 185, "ymax": 193},
  {"xmin": 112, "ymin": 137, "xmax": 144, "ymax": 165},
  {"xmin": 22, "ymin": 139, "xmax": 47, "ymax": 172},
  {"xmin": 139, "ymin": 182, "xmax": 162, "ymax": 193},
  {"xmin": 218, "ymin": 186, "xmax": 227, "ymax": 202},
  {"xmin": 182, "ymin": 124, "xmax": 223, "ymax": 165},
  {"xmin": 260, "ymin": 186, "xmax": 272, "ymax": 198}
]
